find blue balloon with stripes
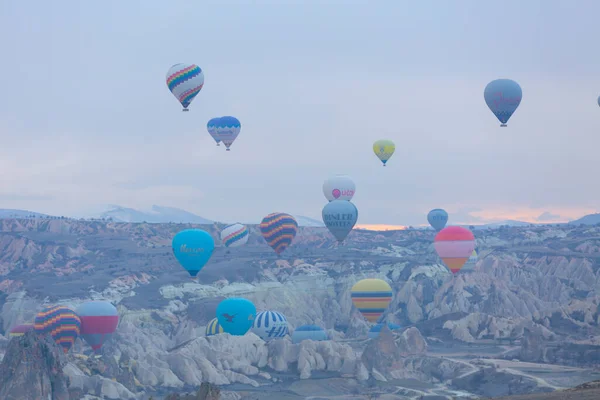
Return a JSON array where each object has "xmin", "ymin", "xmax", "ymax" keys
[
  {"xmin": 291, "ymin": 325, "xmax": 328, "ymax": 344},
  {"xmin": 251, "ymin": 311, "xmax": 288, "ymax": 341}
]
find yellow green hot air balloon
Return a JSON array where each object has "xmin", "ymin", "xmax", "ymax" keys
[
  {"xmin": 350, "ymin": 278, "xmax": 393, "ymax": 322},
  {"xmin": 373, "ymin": 139, "xmax": 395, "ymax": 166}
]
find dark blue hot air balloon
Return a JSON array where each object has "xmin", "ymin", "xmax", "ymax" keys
[
  {"xmin": 484, "ymin": 79, "xmax": 522, "ymax": 127},
  {"xmin": 427, "ymin": 209, "xmax": 448, "ymax": 231},
  {"xmin": 322, "ymin": 200, "xmax": 358, "ymax": 242}
]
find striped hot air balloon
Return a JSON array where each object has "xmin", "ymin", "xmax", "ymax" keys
[
  {"xmin": 259, "ymin": 213, "xmax": 298, "ymax": 255},
  {"xmin": 434, "ymin": 226, "xmax": 476, "ymax": 274},
  {"xmin": 9, "ymin": 323, "xmax": 34, "ymax": 338},
  {"xmin": 206, "ymin": 318, "xmax": 224, "ymax": 336},
  {"xmin": 34, "ymin": 305, "xmax": 81, "ymax": 353},
  {"xmin": 76, "ymin": 301, "xmax": 119, "ymax": 352},
  {"xmin": 291, "ymin": 325, "xmax": 328, "ymax": 344},
  {"xmin": 252, "ymin": 311, "xmax": 288, "ymax": 341},
  {"xmin": 350, "ymin": 279, "xmax": 393, "ymax": 323},
  {"xmin": 166, "ymin": 63, "xmax": 204, "ymax": 111},
  {"xmin": 220, "ymin": 223, "xmax": 249, "ymax": 248}
]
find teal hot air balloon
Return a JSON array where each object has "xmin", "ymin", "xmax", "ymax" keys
[
  {"xmin": 216, "ymin": 298, "xmax": 256, "ymax": 336},
  {"xmin": 484, "ymin": 79, "xmax": 522, "ymax": 127},
  {"xmin": 427, "ymin": 209, "xmax": 448, "ymax": 231},
  {"xmin": 172, "ymin": 229, "xmax": 215, "ymax": 278},
  {"xmin": 322, "ymin": 200, "xmax": 358, "ymax": 242}
]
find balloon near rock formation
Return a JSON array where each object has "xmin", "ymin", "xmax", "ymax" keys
[
  {"xmin": 434, "ymin": 226, "xmax": 476, "ymax": 274},
  {"xmin": 350, "ymin": 278, "xmax": 393, "ymax": 323}
]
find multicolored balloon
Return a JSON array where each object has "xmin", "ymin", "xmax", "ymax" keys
[
  {"xmin": 166, "ymin": 63, "xmax": 204, "ymax": 111},
  {"xmin": 9, "ymin": 323, "xmax": 34, "ymax": 338},
  {"xmin": 322, "ymin": 200, "xmax": 358, "ymax": 242},
  {"xmin": 214, "ymin": 116, "xmax": 241, "ymax": 151},
  {"xmin": 350, "ymin": 279, "xmax": 393, "ymax": 323},
  {"xmin": 292, "ymin": 325, "xmax": 328, "ymax": 344},
  {"xmin": 323, "ymin": 175, "xmax": 355, "ymax": 202},
  {"xmin": 434, "ymin": 226, "xmax": 476, "ymax": 274},
  {"xmin": 251, "ymin": 311, "xmax": 288, "ymax": 341},
  {"xmin": 76, "ymin": 301, "xmax": 119, "ymax": 352},
  {"xmin": 172, "ymin": 229, "xmax": 215, "ymax": 278},
  {"xmin": 460, "ymin": 249, "xmax": 478, "ymax": 273},
  {"xmin": 367, "ymin": 322, "xmax": 402, "ymax": 339},
  {"xmin": 373, "ymin": 139, "xmax": 395, "ymax": 166},
  {"xmin": 206, "ymin": 318, "xmax": 224, "ymax": 336},
  {"xmin": 427, "ymin": 209, "xmax": 448, "ymax": 231},
  {"xmin": 259, "ymin": 213, "xmax": 298, "ymax": 255},
  {"xmin": 216, "ymin": 298, "xmax": 256, "ymax": 336},
  {"xmin": 34, "ymin": 305, "xmax": 81, "ymax": 353},
  {"xmin": 484, "ymin": 79, "xmax": 522, "ymax": 127},
  {"xmin": 207, "ymin": 118, "xmax": 222, "ymax": 146},
  {"xmin": 220, "ymin": 223, "xmax": 249, "ymax": 248}
]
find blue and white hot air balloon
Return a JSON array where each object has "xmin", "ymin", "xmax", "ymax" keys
[
  {"xmin": 427, "ymin": 209, "xmax": 448, "ymax": 231},
  {"xmin": 251, "ymin": 311, "xmax": 288, "ymax": 341},
  {"xmin": 220, "ymin": 223, "xmax": 249, "ymax": 248},
  {"xmin": 484, "ymin": 79, "xmax": 522, "ymax": 127},
  {"xmin": 291, "ymin": 325, "xmax": 328, "ymax": 344},
  {"xmin": 322, "ymin": 200, "xmax": 358, "ymax": 242},
  {"xmin": 214, "ymin": 116, "xmax": 241, "ymax": 151},
  {"xmin": 166, "ymin": 63, "xmax": 204, "ymax": 111},
  {"xmin": 207, "ymin": 118, "xmax": 221, "ymax": 146}
]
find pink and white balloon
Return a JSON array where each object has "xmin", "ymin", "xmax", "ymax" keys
[{"xmin": 322, "ymin": 175, "xmax": 355, "ymax": 202}]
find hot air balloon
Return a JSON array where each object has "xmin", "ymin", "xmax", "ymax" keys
[
  {"xmin": 172, "ymin": 229, "xmax": 215, "ymax": 278},
  {"xmin": 373, "ymin": 139, "xmax": 395, "ymax": 166},
  {"xmin": 214, "ymin": 116, "xmax": 241, "ymax": 151},
  {"xmin": 76, "ymin": 301, "xmax": 119, "ymax": 352},
  {"xmin": 166, "ymin": 63, "xmax": 205, "ymax": 111},
  {"xmin": 427, "ymin": 209, "xmax": 448, "ymax": 231},
  {"xmin": 216, "ymin": 297, "xmax": 256, "ymax": 336},
  {"xmin": 206, "ymin": 318, "xmax": 224, "ymax": 336},
  {"xmin": 350, "ymin": 279, "xmax": 393, "ymax": 323},
  {"xmin": 323, "ymin": 175, "xmax": 355, "ymax": 202},
  {"xmin": 460, "ymin": 249, "xmax": 478, "ymax": 273},
  {"xmin": 292, "ymin": 325, "xmax": 328, "ymax": 344},
  {"xmin": 34, "ymin": 305, "xmax": 81, "ymax": 353},
  {"xmin": 260, "ymin": 213, "xmax": 298, "ymax": 255},
  {"xmin": 434, "ymin": 226, "xmax": 476, "ymax": 274},
  {"xmin": 220, "ymin": 223, "xmax": 249, "ymax": 248},
  {"xmin": 484, "ymin": 79, "xmax": 522, "ymax": 127},
  {"xmin": 9, "ymin": 323, "xmax": 34, "ymax": 338},
  {"xmin": 597, "ymin": 96, "xmax": 600, "ymax": 107},
  {"xmin": 207, "ymin": 118, "xmax": 222, "ymax": 146},
  {"xmin": 251, "ymin": 311, "xmax": 288, "ymax": 341},
  {"xmin": 322, "ymin": 200, "xmax": 358, "ymax": 242},
  {"xmin": 367, "ymin": 322, "xmax": 402, "ymax": 339}
]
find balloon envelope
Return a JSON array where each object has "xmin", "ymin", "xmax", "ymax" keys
[
  {"xmin": 206, "ymin": 318, "xmax": 224, "ymax": 336},
  {"xmin": 484, "ymin": 79, "xmax": 522, "ymax": 126},
  {"xmin": 76, "ymin": 301, "xmax": 119, "ymax": 352},
  {"xmin": 216, "ymin": 298, "xmax": 256, "ymax": 336},
  {"xmin": 322, "ymin": 200, "xmax": 358, "ymax": 242},
  {"xmin": 9, "ymin": 323, "xmax": 34, "ymax": 338},
  {"xmin": 323, "ymin": 175, "xmax": 355, "ymax": 201},
  {"xmin": 373, "ymin": 139, "xmax": 395, "ymax": 166},
  {"xmin": 350, "ymin": 279, "xmax": 393, "ymax": 323},
  {"xmin": 207, "ymin": 118, "xmax": 222, "ymax": 145},
  {"xmin": 34, "ymin": 305, "xmax": 81, "ymax": 353},
  {"xmin": 260, "ymin": 213, "xmax": 298, "ymax": 254},
  {"xmin": 367, "ymin": 323, "xmax": 402, "ymax": 339},
  {"xmin": 427, "ymin": 209, "xmax": 448, "ymax": 231},
  {"xmin": 214, "ymin": 116, "xmax": 241, "ymax": 150},
  {"xmin": 434, "ymin": 226, "xmax": 476, "ymax": 274},
  {"xmin": 172, "ymin": 229, "xmax": 215, "ymax": 277},
  {"xmin": 220, "ymin": 223, "xmax": 249, "ymax": 248},
  {"xmin": 251, "ymin": 311, "xmax": 288, "ymax": 341},
  {"xmin": 166, "ymin": 63, "xmax": 204, "ymax": 110},
  {"xmin": 460, "ymin": 250, "xmax": 478, "ymax": 273},
  {"xmin": 292, "ymin": 325, "xmax": 328, "ymax": 344}
]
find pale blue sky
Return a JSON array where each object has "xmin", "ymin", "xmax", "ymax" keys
[{"xmin": 1, "ymin": 0, "xmax": 599, "ymax": 225}]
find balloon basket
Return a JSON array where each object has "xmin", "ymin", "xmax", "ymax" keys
[
  {"xmin": 500, "ymin": 123, "xmax": 507, "ymax": 127},
  {"xmin": 226, "ymin": 148, "xmax": 231, "ymax": 151},
  {"xmin": 216, "ymin": 143, "xmax": 220, "ymax": 146},
  {"xmin": 182, "ymin": 109, "xmax": 189, "ymax": 112}
]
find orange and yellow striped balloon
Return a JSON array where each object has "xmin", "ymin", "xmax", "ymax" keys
[
  {"xmin": 434, "ymin": 226, "xmax": 476, "ymax": 274},
  {"xmin": 350, "ymin": 279, "xmax": 393, "ymax": 323}
]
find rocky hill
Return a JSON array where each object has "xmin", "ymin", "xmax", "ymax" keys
[{"xmin": 1, "ymin": 219, "xmax": 600, "ymax": 399}]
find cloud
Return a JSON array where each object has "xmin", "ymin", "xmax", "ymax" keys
[{"xmin": 536, "ymin": 211, "xmax": 564, "ymax": 222}]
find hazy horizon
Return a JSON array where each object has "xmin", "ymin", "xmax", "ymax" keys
[{"xmin": 1, "ymin": 0, "xmax": 599, "ymax": 226}]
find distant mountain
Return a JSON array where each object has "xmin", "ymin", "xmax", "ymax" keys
[
  {"xmin": 99, "ymin": 205, "xmax": 214, "ymax": 224},
  {"xmin": 293, "ymin": 215, "xmax": 325, "ymax": 227},
  {"xmin": 0, "ymin": 209, "xmax": 52, "ymax": 219},
  {"xmin": 569, "ymin": 213, "xmax": 600, "ymax": 226}
]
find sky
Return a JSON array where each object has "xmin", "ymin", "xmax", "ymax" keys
[{"xmin": 1, "ymin": 0, "xmax": 600, "ymax": 227}]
